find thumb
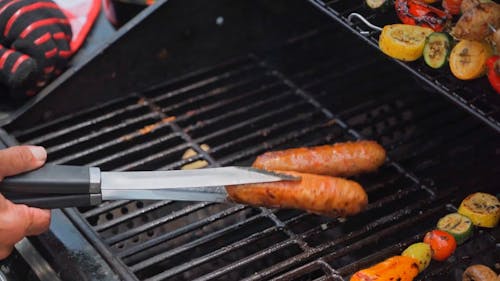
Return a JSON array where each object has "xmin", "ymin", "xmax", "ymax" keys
[
  {"xmin": 0, "ymin": 146, "xmax": 46, "ymax": 180},
  {"xmin": 0, "ymin": 194, "xmax": 51, "ymax": 236},
  {"xmin": 23, "ymin": 206, "xmax": 51, "ymax": 236}
]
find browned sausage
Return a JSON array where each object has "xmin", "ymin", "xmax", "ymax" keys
[
  {"xmin": 252, "ymin": 141, "xmax": 386, "ymax": 177},
  {"xmin": 226, "ymin": 171, "xmax": 368, "ymax": 217}
]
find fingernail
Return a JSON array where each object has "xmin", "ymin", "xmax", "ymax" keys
[{"xmin": 29, "ymin": 146, "xmax": 47, "ymax": 162}]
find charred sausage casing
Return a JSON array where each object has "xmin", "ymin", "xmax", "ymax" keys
[
  {"xmin": 226, "ymin": 171, "xmax": 368, "ymax": 217},
  {"xmin": 252, "ymin": 141, "xmax": 386, "ymax": 177}
]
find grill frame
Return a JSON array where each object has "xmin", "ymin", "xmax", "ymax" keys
[{"xmin": 1, "ymin": 1, "xmax": 499, "ymax": 280}]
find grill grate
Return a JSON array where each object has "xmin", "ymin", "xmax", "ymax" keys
[
  {"xmin": 307, "ymin": 0, "xmax": 500, "ymax": 133},
  {"xmin": 10, "ymin": 29, "xmax": 499, "ymax": 281}
]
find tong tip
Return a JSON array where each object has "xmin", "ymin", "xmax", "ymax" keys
[{"xmin": 236, "ymin": 167, "xmax": 301, "ymax": 181}]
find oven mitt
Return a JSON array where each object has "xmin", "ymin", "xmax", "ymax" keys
[
  {"xmin": 0, "ymin": 0, "xmax": 72, "ymax": 99},
  {"xmin": 0, "ymin": 0, "xmax": 101, "ymax": 99}
]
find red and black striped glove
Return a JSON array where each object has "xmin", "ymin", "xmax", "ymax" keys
[{"xmin": 0, "ymin": 0, "xmax": 72, "ymax": 99}]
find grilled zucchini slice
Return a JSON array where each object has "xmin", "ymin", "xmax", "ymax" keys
[
  {"xmin": 437, "ymin": 213, "xmax": 473, "ymax": 244},
  {"xmin": 423, "ymin": 32, "xmax": 452, "ymax": 69}
]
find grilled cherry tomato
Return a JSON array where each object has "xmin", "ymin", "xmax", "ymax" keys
[
  {"xmin": 486, "ymin": 56, "xmax": 500, "ymax": 94},
  {"xmin": 443, "ymin": 0, "xmax": 462, "ymax": 15},
  {"xmin": 395, "ymin": 0, "xmax": 450, "ymax": 32},
  {"xmin": 423, "ymin": 230, "xmax": 457, "ymax": 261}
]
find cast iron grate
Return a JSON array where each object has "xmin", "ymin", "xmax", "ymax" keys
[
  {"xmin": 10, "ymin": 35, "xmax": 499, "ymax": 281},
  {"xmin": 307, "ymin": 0, "xmax": 500, "ymax": 133}
]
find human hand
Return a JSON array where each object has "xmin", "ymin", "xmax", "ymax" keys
[
  {"xmin": 0, "ymin": 0, "xmax": 72, "ymax": 98},
  {"xmin": 0, "ymin": 146, "xmax": 51, "ymax": 259}
]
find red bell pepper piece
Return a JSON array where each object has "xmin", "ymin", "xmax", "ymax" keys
[
  {"xmin": 395, "ymin": 0, "xmax": 450, "ymax": 32},
  {"xmin": 486, "ymin": 56, "xmax": 500, "ymax": 94},
  {"xmin": 442, "ymin": 0, "xmax": 462, "ymax": 15}
]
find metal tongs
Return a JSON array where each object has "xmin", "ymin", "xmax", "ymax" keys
[{"xmin": 0, "ymin": 165, "xmax": 300, "ymax": 209}]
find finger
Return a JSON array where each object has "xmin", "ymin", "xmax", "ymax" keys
[
  {"xmin": 0, "ymin": 146, "xmax": 46, "ymax": 179},
  {"xmin": 24, "ymin": 207, "xmax": 50, "ymax": 236},
  {"xmin": 0, "ymin": 244, "xmax": 14, "ymax": 260}
]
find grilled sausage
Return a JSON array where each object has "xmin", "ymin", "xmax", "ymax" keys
[
  {"xmin": 226, "ymin": 171, "xmax": 368, "ymax": 217},
  {"xmin": 252, "ymin": 141, "xmax": 386, "ymax": 177}
]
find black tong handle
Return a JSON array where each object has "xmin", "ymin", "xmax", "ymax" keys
[{"xmin": 0, "ymin": 165, "xmax": 102, "ymax": 209}]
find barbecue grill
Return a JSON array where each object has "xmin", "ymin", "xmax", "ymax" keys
[{"xmin": 0, "ymin": 0, "xmax": 498, "ymax": 280}]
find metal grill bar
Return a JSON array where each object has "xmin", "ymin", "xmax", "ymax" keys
[
  {"xmin": 13, "ymin": 97, "xmax": 140, "ymax": 140},
  {"xmin": 319, "ymin": 206, "xmax": 443, "ymax": 261},
  {"xmin": 149, "ymin": 60, "xmax": 258, "ymax": 102},
  {"xmin": 22, "ymin": 104, "xmax": 150, "ymax": 146},
  {"xmin": 172, "ymin": 78, "xmax": 287, "ymax": 124},
  {"xmin": 189, "ymin": 240, "xmax": 301, "ymax": 281},
  {"xmin": 156, "ymin": 68, "xmax": 271, "ymax": 112},
  {"xmin": 336, "ymin": 235, "xmax": 421, "ymax": 276},
  {"xmin": 46, "ymin": 113, "xmax": 160, "ymax": 154},
  {"xmin": 129, "ymin": 214, "xmax": 270, "ymax": 271},
  {"xmin": 118, "ymin": 205, "xmax": 248, "ymax": 259},
  {"xmin": 231, "ymin": 191, "xmax": 438, "ymax": 281},
  {"xmin": 141, "ymin": 227, "xmax": 288, "ymax": 281},
  {"xmin": 392, "ymin": 118, "xmax": 484, "ymax": 168},
  {"xmin": 186, "ymin": 91, "xmax": 296, "ymax": 136},
  {"xmin": 382, "ymin": 108, "xmax": 468, "ymax": 152},
  {"xmin": 50, "ymin": 122, "xmax": 178, "ymax": 165},
  {"xmin": 268, "ymin": 261, "xmax": 336, "ymax": 281},
  {"xmin": 217, "ymin": 116, "xmax": 328, "ymax": 165},
  {"xmin": 85, "ymin": 131, "xmax": 183, "ymax": 168},
  {"xmin": 83, "ymin": 200, "xmax": 132, "ymax": 219},
  {"xmin": 302, "ymin": 197, "xmax": 435, "ymax": 243},
  {"xmin": 131, "ymin": 216, "xmax": 279, "ymax": 272},
  {"xmin": 106, "ymin": 202, "xmax": 212, "ymax": 245},
  {"xmin": 210, "ymin": 109, "xmax": 321, "ymax": 154},
  {"xmin": 95, "ymin": 201, "xmax": 173, "ymax": 232},
  {"xmin": 363, "ymin": 184, "xmax": 421, "ymax": 212},
  {"xmin": 101, "ymin": 142, "xmax": 191, "ymax": 171}
]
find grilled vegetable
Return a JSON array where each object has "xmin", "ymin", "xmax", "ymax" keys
[
  {"xmin": 486, "ymin": 56, "xmax": 500, "ymax": 94},
  {"xmin": 226, "ymin": 171, "xmax": 368, "ymax": 217},
  {"xmin": 366, "ymin": 0, "xmax": 389, "ymax": 10},
  {"xmin": 423, "ymin": 32, "xmax": 453, "ymax": 69},
  {"xmin": 379, "ymin": 24, "xmax": 434, "ymax": 61},
  {"xmin": 401, "ymin": 242, "xmax": 432, "ymax": 272},
  {"xmin": 252, "ymin": 141, "xmax": 386, "ymax": 177},
  {"xmin": 443, "ymin": 0, "xmax": 463, "ymax": 15},
  {"xmin": 350, "ymin": 256, "xmax": 419, "ymax": 281},
  {"xmin": 437, "ymin": 213, "xmax": 474, "ymax": 244},
  {"xmin": 423, "ymin": 230, "xmax": 457, "ymax": 261},
  {"xmin": 463, "ymin": 264, "xmax": 498, "ymax": 281},
  {"xmin": 449, "ymin": 40, "xmax": 493, "ymax": 80},
  {"xmin": 458, "ymin": 192, "xmax": 500, "ymax": 228},
  {"xmin": 451, "ymin": 2, "xmax": 500, "ymax": 41},
  {"xmin": 395, "ymin": 0, "xmax": 450, "ymax": 32}
]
